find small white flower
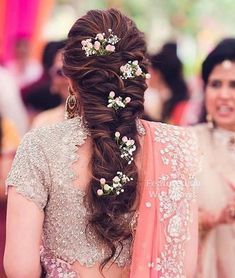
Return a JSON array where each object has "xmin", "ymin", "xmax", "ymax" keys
[
  {"xmin": 135, "ymin": 67, "xmax": 142, "ymax": 76},
  {"xmin": 81, "ymin": 40, "xmax": 87, "ymax": 46},
  {"xmin": 122, "ymin": 136, "xmax": 128, "ymax": 142},
  {"xmin": 125, "ymin": 97, "xmax": 131, "ymax": 103},
  {"xmin": 115, "ymin": 131, "xmax": 120, "ymax": 138},
  {"xmin": 86, "ymin": 42, "xmax": 93, "ymax": 49},
  {"xmin": 120, "ymin": 65, "xmax": 126, "ymax": 72},
  {"xmin": 105, "ymin": 44, "xmax": 115, "ymax": 52},
  {"xmin": 94, "ymin": 41, "xmax": 101, "ymax": 50},
  {"xmin": 100, "ymin": 178, "xmax": 106, "ymax": 185},
  {"xmin": 145, "ymin": 73, "xmax": 151, "ymax": 79},
  {"xmin": 97, "ymin": 189, "xmax": 103, "ymax": 196},
  {"xmin": 113, "ymin": 176, "xmax": 120, "ymax": 183},
  {"xmin": 130, "ymin": 139, "xmax": 135, "ymax": 145},
  {"xmin": 109, "ymin": 91, "xmax": 115, "ymax": 98},
  {"xmin": 96, "ymin": 33, "xmax": 104, "ymax": 40},
  {"xmin": 133, "ymin": 60, "xmax": 138, "ymax": 65},
  {"xmin": 104, "ymin": 184, "xmax": 110, "ymax": 191},
  {"xmin": 126, "ymin": 140, "xmax": 132, "ymax": 146}
]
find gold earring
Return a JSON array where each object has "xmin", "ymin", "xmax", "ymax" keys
[
  {"xmin": 65, "ymin": 87, "xmax": 80, "ymax": 119},
  {"xmin": 206, "ymin": 114, "xmax": 214, "ymax": 129}
]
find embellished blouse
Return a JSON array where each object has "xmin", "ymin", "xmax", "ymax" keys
[{"xmin": 6, "ymin": 117, "xmax": 199, "ymax": 277}]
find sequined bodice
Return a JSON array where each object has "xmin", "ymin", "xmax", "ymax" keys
[{"xmin": 7, "ymin": 117, "xmax": 132, "ymax": 267}]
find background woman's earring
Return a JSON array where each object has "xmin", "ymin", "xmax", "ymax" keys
[
  {"xmin": 65, "ymin": 87, "xmax": 80, "ymax": 119},
  {"xmin": 206, "ymin": 114, "xmax": 214, "ymax": 129}
]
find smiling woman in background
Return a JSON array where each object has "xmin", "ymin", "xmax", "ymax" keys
[{"xmin": 192, "ymin": 38, "xmax": 235, "ymax": 278}]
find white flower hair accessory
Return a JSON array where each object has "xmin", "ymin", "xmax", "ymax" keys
[
  {"xmin": 120, "ymin": 60, "xmax": 151, "ymax": 80},
  {"xmin": 107, "ymin": 91, "xmax": 131, "ymax": 110},
  {"xmin": 97, "ymin": 172, "xmax": 133, "ymax": 196},
  {"xmin": 115, "ymin": 132, "xmax": 136, "ymax": 164},
  {"xmin": 81, "ymin": 29, "xmax": 120, "ymax": 57}
]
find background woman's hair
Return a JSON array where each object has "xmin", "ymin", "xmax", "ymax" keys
[
  {"xmin": 151, "ymin": 42, "xmax": 189, "ymax": 121},
  {"xmin": 63, "ymin": 8, "xmax": 148, "ymax": 268},
  {"xmin": 200, "ymin": 37, "xmax": 235, "ymax": 122}
]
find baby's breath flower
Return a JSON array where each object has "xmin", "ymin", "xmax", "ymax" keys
[
  {"xmin": 97, "ymin": 171, "xmax": 132, "ymax": 197},
  {"xmin": 81, "ymin": 30, "xmax": 120, "ymax": 57},
  {"xmin": 107, "ymin": 91, "xmax": 131, "ymax": 110},
  {"xmin": 120, "ymin": 60, "xmax": 150, "ymax": 80}
]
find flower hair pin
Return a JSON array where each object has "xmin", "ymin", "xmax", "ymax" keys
[
  {"xmin": 120, "ymin": 60, "xmax": 151, "ymax": 80},
  {"xmin": 81, "ymin": 29, "xmax": 120, "ymax": 57},
  {"xmin": 107, "ymin": 91, "xmax": 131, "ymax": 110},
  {"xmin": 97, "ymin": 172, "xmax": 133, "ymax": 196},
  {"xmin": 115, "ymin": 132, "xmax": 136, "ymax": 164}
]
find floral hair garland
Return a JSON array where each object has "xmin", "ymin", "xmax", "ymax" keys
[
  {"xmin": 97, "ymin": 92, "xmax": 137, "ymax": 197},
  {"xmin": 96, "ymin": 129, "xmax": 136, "ymax": 197},
  {"xmin": 120, "ymin": 60, "xmax": 151, "ymax": 80},
  {"xmin": 81, "ymin": 29, "xmax": 120, "ymax": 57},
  {"xmin": 88, "ymin": 31, "xmax": 149, "ymax": 197},
  {"xmin": 107, "ymin": 91, "xmax": 131, "ymax": 110},
  {"xmin": 97, "ymin": 172, "xmax": 133, "ymax": 196},
  {"xmin": 115, "ymin": 132, "xmax": 136, "ymax": 165}
]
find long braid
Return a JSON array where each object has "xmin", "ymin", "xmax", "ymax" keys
[{"xmin": 63, "ymin": 8, "xmax": 148, "ymax": 268}]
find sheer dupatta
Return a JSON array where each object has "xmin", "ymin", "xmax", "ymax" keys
[{"xmin": 130, "ymin": 120, "xmax": 199, "ymax": 278}]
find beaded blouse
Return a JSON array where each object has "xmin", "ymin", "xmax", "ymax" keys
[{"xmin": 6, "ymin": 117, "xmax": 132, "ymax": 269}]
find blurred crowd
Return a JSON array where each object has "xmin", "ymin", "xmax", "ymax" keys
[{"xmin": 1, "ymin": 34, "xmax": 235, "ymax": 277}]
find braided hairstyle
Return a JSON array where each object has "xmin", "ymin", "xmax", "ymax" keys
[{"xmin": 63, "ymin": 9, "xmax": 148, "ymax": 268}]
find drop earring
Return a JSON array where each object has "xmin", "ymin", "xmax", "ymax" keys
[
  {"xmin": 65, "ymin": 87, "xmax": 80, "ymax": 119},
  {"xmin": 206, "ymin": 113, "xmax": 214, "ymax": 129}
]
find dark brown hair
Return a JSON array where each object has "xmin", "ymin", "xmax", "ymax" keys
[{"xmin": 63, "ymin": 9, "xmax": 148, "ymax": 268}]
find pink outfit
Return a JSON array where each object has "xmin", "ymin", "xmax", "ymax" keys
[
  {"xmin": 130, "ymin": 120, "xmax": 199, "ymax": 278},
  {"xmin": 193, "ymin": 124, "xmax": 235, "ymax": 278}
]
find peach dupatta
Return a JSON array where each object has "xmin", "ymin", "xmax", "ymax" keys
[{"xmin": 130, "ymin": 120, "xmax": 199, "ymax": 278}]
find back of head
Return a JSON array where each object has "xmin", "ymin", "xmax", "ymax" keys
[
  {"xmin": 150, "ymin": 42, "xmax": 188, "ymax": 119},
  {"xmin": 42, "ymin": 40, "xmax": 66, "ymax": 71},
  {"xmin": 202, "ymin": 38, "xmax": 235, "ymax": 85},
  {"xmin": 63, "ymin": 8, "xmax": 148, "ymax": 268},
  {"xmin": 151, "ymin": 42, "xmax": 183, "ymax": 81}
]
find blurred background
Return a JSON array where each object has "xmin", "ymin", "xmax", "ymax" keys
[
  {"xmin": 1, "ymin": 1, "xmax": 235, "ymax": 277},
  {"xmin": 1, "ymin": 0, "xmax": 235, "ymax": 74}
]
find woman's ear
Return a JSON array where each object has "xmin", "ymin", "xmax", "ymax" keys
[{"xmin": 67, "ymin": 78, "xmax": 77, "ymax": 94}]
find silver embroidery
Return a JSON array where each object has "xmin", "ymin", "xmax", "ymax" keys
[
  {"xmin": 154, "ymin": 123, "xmax": 198, "ymax": 278},
  {"xmin": 6, "ymin": 116, "xmax": 132, "ymax": 269}
]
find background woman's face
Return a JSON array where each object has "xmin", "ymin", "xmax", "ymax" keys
[{"xmin": 205, "ymin": 62, "xmax": 235, "ymax": 131}]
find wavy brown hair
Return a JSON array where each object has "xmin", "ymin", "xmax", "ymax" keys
[{"xmin": 63, "ymin": 9, "xmax": 148, "ymax": 268}]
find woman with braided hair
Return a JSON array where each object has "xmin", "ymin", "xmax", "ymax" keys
[{"xmin": 4, "ymin": 9, "xmax": 199, "ymax": 278}]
